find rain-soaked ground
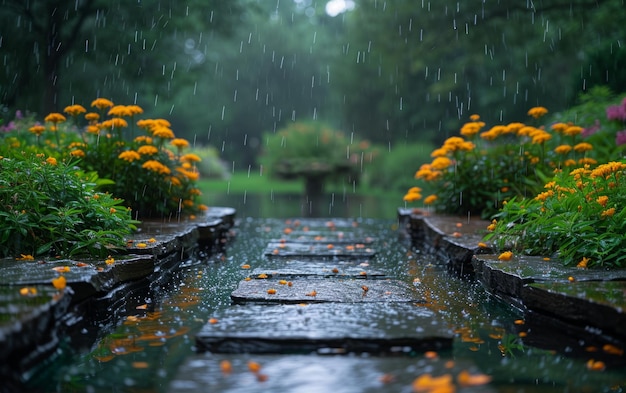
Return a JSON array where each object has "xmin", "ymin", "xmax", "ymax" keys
[{"xmin": 23, "ymin": 205, "xmax": 626, "ymax": 392}]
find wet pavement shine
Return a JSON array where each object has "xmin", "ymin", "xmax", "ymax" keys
[{"xmin": 22, "ymin": 217, "xmax": 626, "ymax": 392}]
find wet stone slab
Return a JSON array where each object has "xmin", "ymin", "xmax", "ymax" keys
[
  {"xmin": 250, "ymin": 264, "xmax": 386, "ymax": 279},
  {"xmin": 264, "ymin": 242, "xmax": 376, "ymax": 259},
  {"xmin": 522, "ymin": 281, "xmax": 626, "ymax": 339},
  {"xmin": 230, "ymin": 278, "xmax": 420, "ymax": 304},
  {"xmin": 196, "ymin": 303, "xmax": 452, "ymax": 355},
  {"xmin": 472, "ymin": 254, "xmax": 626, "ymax": 299},
  {"xmin": 0, "ymin": 255, "xmax": 155, "ymax": 303},
  {"xmin": 0, "ymin": 285, "xmax": 72, "ymax": 371}
]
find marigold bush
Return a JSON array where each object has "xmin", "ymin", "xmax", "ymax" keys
[
  {"xmin": 404, "ymin": 107, "xmax": 594, "ymax": 218},
  {"xmin": 2, "ymin": 99, "xmax": 206, "ymax": 219},
  {"xmin": 485, "ymin": 161, "xmax": 626, "ymax": 268},
  {"xmin": 0, "ymin": 152, "xmax": 135, "ymax": 258}
]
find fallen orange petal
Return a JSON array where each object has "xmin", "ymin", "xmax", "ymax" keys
[
  {"xmin": 52, "ymin": 266, "xmax": 70, "ymax": 273},
  {"xmin": 19, "ymin": 287, "xmax": 37, "ymax": 296},
  {"xmin": 412, "ymin": 373, "xmax": 454, "ymax": 393},
  {"xmin": 498, "ymin": 251, "xmax": 513, "ymax": 261},
  {"xmin": 586, "ymin": 359, "xmax": 606, "ymax": 371},
  {"xmin": 220, "ymin": 360, "xmax": 232, "ymax": 374},
  {"xmin": 136, "ymin": 304, "xmax": 148, "ymax": 310},
  {"xmin": 248, "ymin": 361, "xmax": 261, "ymax": 373},
  {"xmin": 209, "ymin": 318, "xmax": 219, "ymax": 324},
  {"xmin": 132, "ymin": 361, "xmax": 149, "ymax": 369},
  {"xmin": 51, "ymin": 275, "xmax": 66, "ymax": 290},
  {"xmin": 241, "ymin": 264, "xmax": 251, "ymax": 269},
  {"xmin": 602, "ymin": 344, "xmax": 624, "ymax": 356},
  {"xmin": 457, "ymin": 370, "xmax": 492, "ymax": 387},
  {"xmin": 267, "ymin": 288, "xmax": 277, "ymax": 294}
]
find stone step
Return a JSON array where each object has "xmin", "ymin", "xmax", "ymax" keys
[
  {"xmin": 249, "ymin": 264, "xmax": 386, "ymax": 279},
  {"xmin": 522, "ymin": 281, "xmax": 626, "ymax": 339},
  {"xmin": 0, "ymin": 255, "xmax": 156, "ymax": 303},
  {"xmin": 230, "ymin": 278, "xmax": 419, "ymax": 304},
  {"xmin": 196, "ymin": 303, "xmax": 452, "ymax": 355},
  {"xmin": 264, "ymin": 242, "xmax": 376, "ymax": 259},
  {"xmin": 270, "ymin": 235, "xmax": 375, "ymax": 244}
]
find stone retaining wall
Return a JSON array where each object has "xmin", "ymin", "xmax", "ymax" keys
[
  {"xmin": 0, "ymin": 208, "xmax": 235, "ymax": 385},
  {"xmin": 399, "ymin": 208, "xmax": 626, "ymax": 357}
]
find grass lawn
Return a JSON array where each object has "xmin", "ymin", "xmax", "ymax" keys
[{"xmin": 197, "ymin": 171, "xmax": 391, "ymax": 196}]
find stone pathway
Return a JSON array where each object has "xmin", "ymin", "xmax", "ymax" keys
[{"xmin": 195, "ymin": 218, "xmax": 453, "ymax": 356}]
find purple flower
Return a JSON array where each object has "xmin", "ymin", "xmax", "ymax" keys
[
  {"xmin": 615, "ymin": 129, "xmax": 626, "ymax": 146},
  {"xmin": 607, "ymin": 97, "xmax": 626, "ymax": 122},
  {"xmin": 582, "ymin": 119, "xmax": 601, "ymax": 137}
]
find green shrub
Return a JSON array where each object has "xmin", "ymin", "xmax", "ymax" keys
[
  {"xmin": 485, "ymin": 162, "xmax": 626, "ymax": 268},
  {"xmin": 260, "ymin": 121, "xmax": 377, "ymax": 193},
  {"xmin": 2, "ymin": 99, "xmax": 208, "ymax": 219},
  {"xmin": 365, "ymin": 142, "xmax": 435, "ymax": 193},
  {"xmin": 0, "ymin": 152, "xmax": 136, "ymax": 258},
  {"xmin": 404, "ymin": 107, "xmax": 595, "ymax": 218}
]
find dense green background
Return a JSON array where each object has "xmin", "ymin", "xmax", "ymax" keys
[{"xmin": 2, "ymin": 0, "xmax": 625, "ymax": 176}]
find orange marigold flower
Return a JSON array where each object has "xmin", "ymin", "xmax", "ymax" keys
[
  {"xmin": 137, "ymin": 145, "xmax": 159, "ymax": 155},
  {"xmin": 554, "ymin": 144, "xmax": 572, "ymax": 155},
  {"xmin": 63, "ymin": 104, "xmax": 87, "ymax": 116},
  {"xmin": 176, "ymin": 167, "xmax": 199, "ymax": 181},
  {"xmin": 85, "ymin": 112, "xmax": 100, "ymax": 122},
  {"xmin": 107, "ymin": 105, "xmax": 132, "ymax": 117},
  {"xmin": 44, "ymin": 113, "xmax": 66, "ymax": 123},
  {"xmin": 29, "ymin": 125, "xmax": 46, "ymax": 136},
  {"xmin": 423, "ymin": 194, "xmax": 438, "ymax": 205},
  {"xmin": 180, "ymin": 153, "xmax": 202, "ymax": 162},
  {"xmin": 601, "ymin": 208, "xmax": 616, "ymax": 218},
  {"xmin": 563, "ymin": 125, "xmax": 583, "ymax": 136},
  {"xmin": 550, "ymin": 122, "xmax": 569, "ymax": 132},
  {"xmin": 573, "ymin": 142, "xmax": 593, "ymax": 153},
  {"xmin": 118, "ymin": 150, "xmax": 141, "ymax": 162},
  {"xmin": 101, "ymin": 117, "xmax": 128, "ymax": 129},
  {"xmin": 142, "ymin": 160, "xmax": 171, "ymax": 175},
  {"xmin": 134, "ymin": 135, "xmax": 153, "ymax": 144},
  {"xmin": 152, "ymin": 126, "xmax": 175, "ymax": 139},
  {"xmin": 91, "ymin": 98, "xmax": 114, "ymax": 109},
  {"xmin": 86, "ymin": 125, "xmax": 101, "ymax": 135},
  {"xmin": 531, "ymin": 131, "xmax": 551, "ymax": 144},
  {"xmin": 46, "ymin": 157, "xmax": 57, "ymax": 166},
  {"xmin": 171, "ymin": 138, "xmax": 190, "ymax": 149},
  {"xmin": 403, "ymin": 191, "xmax": 422, "ymax": 202},
  {"xmin": 487, "ymin": 219, "xmax": 497, "ymax": 231},
  {"xmin": 469, "ymin": 114, "xmax": 480, "ymax": 121},
  {"xmin": 577, "ymin": 257, "xmax": 589, "ymax": 268},
  {"xmin": 429, "ymin": 148, "xmax": 447, "ymax": 157},
  {"xmin": 528, "ymin": 106, "xmax": 548, "ymax": 119},
  {"xmin": 126, "ymin": 105, "xmax": 144, "ymax": 116},
  {"xmin": 431, "ymin": 156, "xmax": 452, "ymax": 170},
  {"xmin": 596, "ymin": 195, "xmax": 609, "ymax": 207},
  {"xmin": 70, "ymin": 149, "xmax": 85, "ymax": 158}
]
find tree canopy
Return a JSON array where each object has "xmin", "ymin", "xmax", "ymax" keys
[{"xmin": 2, "ymin": 0, "xmax": 625, "ymax": 168}]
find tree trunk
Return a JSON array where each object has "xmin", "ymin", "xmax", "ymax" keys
[{"xmin": 304, "ymin": 175, "xmax": 325, "ymax": 197}]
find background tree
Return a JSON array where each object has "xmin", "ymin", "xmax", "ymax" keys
[
  {"xmin": 334, "ymin": 0, "xmax": 626, "ymax": 145},
  {"xmin": 0, "ymin": 0, "xmax": 243, "ymax": 115}
]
